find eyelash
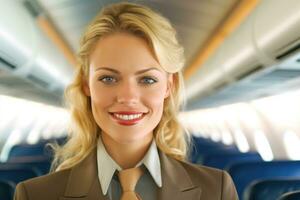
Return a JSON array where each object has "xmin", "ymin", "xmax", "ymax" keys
[{"xmin": 98, "ymin": 75, "xmax": 158, "ymax": 85}]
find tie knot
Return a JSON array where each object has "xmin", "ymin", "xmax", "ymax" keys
[{"xmin": 118, "ymin": 167, "xmax": 144, "ymax": 192}]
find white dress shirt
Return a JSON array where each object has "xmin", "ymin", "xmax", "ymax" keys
[{"xmin": 97, "ymin": 137, "xmax": 162, "ymax": 200}]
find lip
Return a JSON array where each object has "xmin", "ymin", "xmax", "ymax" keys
[
  {"xmin": 111, "ymin": 111, "xmax": 146, "ymax": 115},
  {"xmin": 109, "ymin": 112, "xmax": 147, "ymax": 126}
]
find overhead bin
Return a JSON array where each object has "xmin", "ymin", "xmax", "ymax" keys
[
  {"xmin": 186, "ymin": 0, "xmax": 300, "ymax": 107},
  {"xmin": 0, "ymin": 1, "xmax": 73, "ymax": 94}
]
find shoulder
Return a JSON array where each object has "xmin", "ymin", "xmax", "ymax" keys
[
  {"xmin": 176, "ymin": 159, "xmax": 227, "ymax": 186},
  {"xmin": 14, "ymin": 169, "xmax": 71, "ymax": 200},
  {"xmin": 14, "ymin": 149, "xmax": 98, "ymax": 200},
  {"xmin": 168, "ymin": 157, "xmax": 239, "ymax": 200}
]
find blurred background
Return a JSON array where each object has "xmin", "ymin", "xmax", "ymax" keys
[{"xmin": 1, "ymin": 0, "xmax": 300, "ymax": 199}]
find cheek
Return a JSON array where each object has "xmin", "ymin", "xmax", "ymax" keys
[
  {"xmin": 144, "ymin": 86, "xmax": 167, "ymax": 111},
  {"xmin": 90, "ymin": 85, "xmax": 115, "ymax": 109}
]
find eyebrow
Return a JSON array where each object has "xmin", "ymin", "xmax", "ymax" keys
[{"xmin": 95, "ymin": 67, "xmax": 162, "ymax": 75}]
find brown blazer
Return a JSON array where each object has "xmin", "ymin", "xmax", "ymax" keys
[{"xmin": 14, "ymin": 148, "xmax": 238, "ymax": 200}]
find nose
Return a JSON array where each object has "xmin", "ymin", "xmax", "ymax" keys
[{"xmin": 116, "ymin": 80, "xmax": 139, "ymax": 105}]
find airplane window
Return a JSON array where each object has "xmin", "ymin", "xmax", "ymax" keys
[
  {"xmin": 201, "ymin": 131, "xmax": 210, "ymax": 138},
  {"xmin": 0, "ymin": 129, "xmax": 22, "ymax": 162},
  {"xmin": 27, "ymin": 129, "xmax": 40, "ymax": 144},
  {"xmin": 283, "ymin": 130, "xmax": 300, "ymax": 160},
  {"xmin": 233, "ymin": 129, "xmax": 250, "ymax": 152},
  {"xmin": 211, "ymin": 131, "xmax": 221, "ymax": 142},
  {"xmin": 254, "ymin": 130, "xmax": 274, "ymax": 161},
  {"xmin": 221, "ymin": 130, "xmax": 234, "ymax": 145},
  {"xmin": 0, "ymin": 95, "xmax": 68, "ymax": 162}
]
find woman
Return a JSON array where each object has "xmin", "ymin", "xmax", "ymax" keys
[{"xmin": 14, "ymin": 2, "xmax": 238, "ymax": 200}]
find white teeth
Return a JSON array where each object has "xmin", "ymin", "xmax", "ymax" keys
[{"xmin": 114, "ymin": 113, "xmax": 143, "ymax": 120}]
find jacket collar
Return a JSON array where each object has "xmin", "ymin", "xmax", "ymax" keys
[
  {"xmin": 60, "ymin": 147, "xmax": 201, "ymax": 200},
  {"xmin": 60, "ymin": 148, "xmax": 106, "ymax": 200},
  {"xmin": 157, "ymin": 152, "xmax": 201, "ymax": 200}
]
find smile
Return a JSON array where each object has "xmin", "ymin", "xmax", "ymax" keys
[
  {"xmin": 109, "ymin": 112, "xmax": 147, "ymax": 126},
  {"xmin": 113, "ymin": 113, "xmax": 143, "ymax": 120}
]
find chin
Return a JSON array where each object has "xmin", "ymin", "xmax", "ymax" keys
[{"xmin": 114, "ymin": 133, "xmax": 153, "ymax": 144}]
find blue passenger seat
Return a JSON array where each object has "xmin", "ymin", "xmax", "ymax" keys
[
  {"xmin": 190, "ymin": 136, "xmax": 239, "ymax": 163},
  {"xmin": 6, "ymin": 155, "xmax": 51, "ymax": 175},
  {"xmin": 278, "ymin": 190, "xmax": 300, "ymax": 200},
  {"xmin": 0, "ymin": 165, "xmax": 39, "ymax": 184},
  {"xmin": 227, "ymin": 160, "xmax": 300, "ymax": 199},
  {"xmin": 244, "ymin": 179, "xmax": 300, "ymax": 200},
  {"xmin": 8, "ymin": 143, "xmax": 53, "ymax": 159},
  {"xmin": 201, "ymin": 151, "xmax": 262, "ymax": 169},
  {"xmin": 0, "ymin": 180, "xmax": 15, "ymax": 200}
]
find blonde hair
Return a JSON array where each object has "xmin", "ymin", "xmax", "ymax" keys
[{"xmin": 51, "ymin": 2, "xmax": 189, "ymax": 172}]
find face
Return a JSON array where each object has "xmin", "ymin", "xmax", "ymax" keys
[{"xmin": 84, "ymin": 32, "xmax": 173, "ymax": 145}]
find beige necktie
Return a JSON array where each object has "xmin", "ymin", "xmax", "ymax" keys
[{"xmin": 118, "ymin": 167, "xmax": 144, "ymax": 200}]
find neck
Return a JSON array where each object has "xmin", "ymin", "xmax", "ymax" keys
[{"xmin": 101, "ymin": 133, "xmax": 153, "ymax": 169}]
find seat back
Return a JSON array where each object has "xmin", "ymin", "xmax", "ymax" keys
[
  {"xmin": 244, "ymin": 179, "xmax": 300, "ymax": 200},
  {"xmin": 201, "ymin": 151, "xmax": 262, "ymax": 169},
  {"xmin": 0, "ymin": 180, "xmax": 15, "ymax": 200},
  {"xmin": 190, "ymin": 136, "xmax": 239, "ymax": 163},
  {"xmin": 6, "ymin": 155, "xmax": 51, "ymax": 175},
  {"xmin": 227, "ymin": 161, "xmax": 300, "ymax": 199},
  {"xmin": 279, "ymin": 190, "xmax": 300, "ymax": 200},
  {"xmin": 0, "ymin": 165, "xmax": 39, "ymax": 184},
  {"xmin": 8, "ymin": 143, "xmax": 53, "ymax": 159}
]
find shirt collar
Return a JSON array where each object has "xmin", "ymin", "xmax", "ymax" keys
[
  {"xmin": 97, "ymin": 138, "xmax": 162, "ymax": 195},
  {"xmin": 97, "ymin": 138, "xmax": 121, "ymax": 195},
  {"xmin": 138, "ymin": 139, "xmax": 162, "ymax": 187}
]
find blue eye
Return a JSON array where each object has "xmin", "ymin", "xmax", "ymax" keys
[
  {"xmin": 98, "ymin": 76, "xmax": 157, "ymax": 85},
  {"xmin": 98, "ymin": 76, "xmax": 117, "ymax": 84},
  {"xmin": 140, "ymin": 77, "xmax": 157, "ymax": 84}
]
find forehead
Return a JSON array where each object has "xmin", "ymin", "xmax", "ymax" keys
[{"xmin": 89, "ymin": 32, "xmax": 163, "ymax": 72}]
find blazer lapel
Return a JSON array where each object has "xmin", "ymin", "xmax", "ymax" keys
[
  {"xmin": 58, "ymin": 147, "xmax": 201, "ymax": 200},
  {"xmin": 59, "ymin": 148, "xmax": 107, "ymax": 200},
  {"xmin": 157, "ymin": 152, "xmax": 201, "ymax": 200}
]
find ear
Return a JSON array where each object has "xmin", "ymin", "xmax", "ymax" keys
[
  {"xmin": 82, "ymin": 78, "xmax": 91, "ymax": 96},
  {"xmin": 164, "ymin": 74, "xmax": 174, "ymax": 99}
]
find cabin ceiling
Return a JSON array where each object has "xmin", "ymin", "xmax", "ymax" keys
[
  {"xmin": 0, "ymin": 68, "xmax": 63, "ymax": 106},
  {"xmin": 0, "ymin": 0, "xmax": 240, "ymax": 107},
  {"xmin": 35, "ymin": 0, "xmax": 239, "ymax": 64},
  {"xmin": 186, "ymin": 54, "xmax": 300, "ymax": 110}
]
